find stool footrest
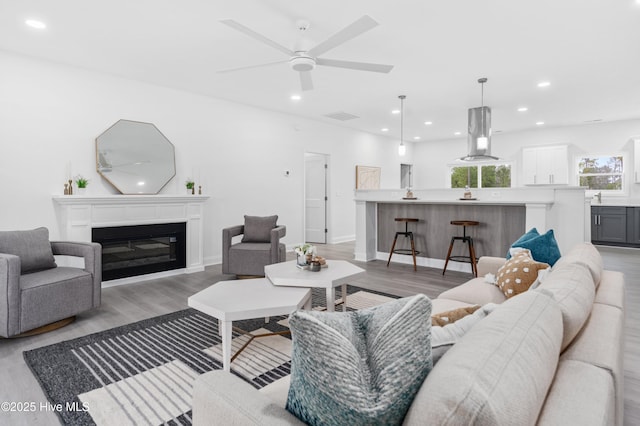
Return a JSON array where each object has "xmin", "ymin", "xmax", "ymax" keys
[
  {"xmin": 448, "ymin": 255, "xmax": 476, "ymax": 262},
  {"xmin": 392, "ymin": 249, "xmax": 421, "ymax": 255}
]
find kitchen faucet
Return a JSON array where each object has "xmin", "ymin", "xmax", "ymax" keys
[{"xmin": 594, "ymin": 192, "xmax": 602, "ymax": 204}]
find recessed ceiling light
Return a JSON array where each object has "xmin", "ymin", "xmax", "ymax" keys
[
  {"xmin": 391, "ymin": 109, "xmax": 400, "ymax": 114},
  {"xmin": 413, "ymin": 136, "xmax": 421, "ymax": 140},
  {"xmin": 537, "ymin": 81, "xmax": 551, "ymax": 88},
  {"xmin": 454, "ymin": 131, "xmax": 461, "ymax": 136},
  {"xmin": 517, "ymin": 107, "xmax": 528, "ymax": 112},
  {"xmin": 381, "ymin": 128, "xmax": 389, "ymax": 132},
  {"xmin": 424, "ymin": 121, "xmax": 433, "ymax": 126},
  {"xmin": 25, "ymin": 19, "xmax": 46, "ymax": 29},
  {"xmin": 536, "ymin": 121, "xmax": 545, "ymax": 126},
  {"xmin": 290, "ymin": 94, "xmax": 301, "ymax": 101}
]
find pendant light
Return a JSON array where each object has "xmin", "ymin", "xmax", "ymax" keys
[
  {"xmin": 476, "ymin": 78, "xmax": 488, "ymax": 150},
  {"xmin": 461, "ymin": 77, "xmax": 498, "ymax": 161},
  {"xmin": 398, "ymin": 95, "xmax": 406, "ymax": 156}
]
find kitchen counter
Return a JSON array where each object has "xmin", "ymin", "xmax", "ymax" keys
[{"xmin": 354, "ymin": 187, "xmax": 588, "ymax": 268}]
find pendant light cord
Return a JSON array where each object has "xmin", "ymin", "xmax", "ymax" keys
[{"xmin": 399, "ymin": 95, "xmax": 406, "ymax": 146}]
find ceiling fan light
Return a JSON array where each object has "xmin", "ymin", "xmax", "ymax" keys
[{"xmin": 289, "ymin": 56, "xmax": 316, "ymax": 72}]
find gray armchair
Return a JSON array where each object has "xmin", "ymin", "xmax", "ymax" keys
[
  {"xmin": 222, "ymin": 215, "xmax": 286, "ymax": 277},
  {"xmin": 0, "ymin": 227, "xmax": 101, "ymax": 338}
]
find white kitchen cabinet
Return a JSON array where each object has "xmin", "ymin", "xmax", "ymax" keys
[{"xmin": 522, "ymin": 145, "xmax": 569, "ymax": 185}]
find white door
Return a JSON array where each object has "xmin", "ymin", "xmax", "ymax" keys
[{"xmin": 305, "ymin": 153, "xmax": 328, "ymax": 243}]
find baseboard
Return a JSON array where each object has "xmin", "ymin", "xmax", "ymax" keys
[
  {"xmin": 101, "ymin": 269, "xmax": 186, "ymax": 288},
  {"xmin": 330, "ymin": 234, "xmax": 356, "ymax": 244},
  {"xmin": 376, "ymin": 252, "xmax": 474, "ymax": 274}
]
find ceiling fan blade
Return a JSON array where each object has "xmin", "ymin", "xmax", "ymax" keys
[
  {"xmin": 307, "ymin": 15, "xmax": 379, "ymax": 57},
  {"xmin": 220, "ymin": 19, "xmax": 294, "ymax": 56},
  {"xmin": 217, "ymin": 60, "xmax": 288, "ymax": 74},
  {"xmin": 300, "ymin": 71, "xmax": 314, "ymax": 91},
  {"xmin": 316, "ymin": 58, "xmax": 394, "ymax": 73}
]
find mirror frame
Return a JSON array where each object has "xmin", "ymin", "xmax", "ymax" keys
[{"xmin": 96, "ymin": 119, "xmax": 176, "ymax": 194}]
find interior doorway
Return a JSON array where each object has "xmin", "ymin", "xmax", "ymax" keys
[
  {"xmin": 305, "ymin": 153, "xmax": 328, "ymax": 244},
  {"xmin": 401, "ymin": 163, "xmax": 413, "ymax": 188}
]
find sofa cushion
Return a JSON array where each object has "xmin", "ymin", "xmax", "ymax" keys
[
  {"xmin": 437, "ymin": 277, "xmax": 507, "ymax": 306},
  {"xmin": 286, "ymin": 294, "xmax": 432, "ymax": 426},
  {"xmin": 560, "ymin": 302, "xmax": 624, "ymax": 426},
  {"xmin": 496, "ymin": 249, "xmax": 550, "ymax": 299},
  {"xmin": 509, "ymin": 228, "xmax": 562, "ymax": 266},
  {"xmin": 403, "ymin": 290, "xmax": 563, "ymax": 426},
  {"xmin": 552, "ymin": 242, "xmax": 603, "ymax": 286},
  {"xmin": 537, "ymin": 260, "xmax": 595, "ymax": 351},
  {"xmin": 594, "ymin": 271, "xmax": 625, "ymax": 310},
  {"xmin": 242, "ymin": 215, "xmax": 278, "ymax": 243},
  {"xmin": 431, "ymin": 305, "xmax": 480, "ymax": 326},
  {"xmin": 431, "ymin": 303, "xmax": 498, "ymax": 365},
  {"xmin": 0, "ymin": 227, "xmax": 57, "ymax": 274},
  {"xmin": 536, "ymin": 360, "xmax": 615, "ymax": 426}
]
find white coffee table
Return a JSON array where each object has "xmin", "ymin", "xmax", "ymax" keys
[
  {"xmin": 265, "ymin": 260, "xmax": 365, "ymax": 312},
  {"xmin": 187, "ymin": 278, "xmax": 311, "ymax": 372}
]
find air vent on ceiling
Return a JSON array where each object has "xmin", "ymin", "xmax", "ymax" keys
[{"xmin": 324, "ymin": 111, "xmax": 360, "ymax": 121}]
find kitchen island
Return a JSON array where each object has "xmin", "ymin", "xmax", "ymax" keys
[{"xmin": 355, "ymin": 187, "xmax": 587, "ymax": 273}]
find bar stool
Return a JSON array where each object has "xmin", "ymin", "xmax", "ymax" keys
[
  {"xmin": 386, "ymin": 218, "xmax": 420, "ymax": 271},
  {"xmin": 442, "ymin": 220, "xmax": 479, "ymax": 277}
]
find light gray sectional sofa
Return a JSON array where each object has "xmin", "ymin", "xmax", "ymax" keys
[{"xmin": 192, "ymin": 242, "xmax": 625, "ymax": 425}]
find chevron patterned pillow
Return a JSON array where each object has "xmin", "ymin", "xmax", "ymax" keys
[{"xmin": 286, "ymin": 294, "xmax": 432, "ymax": 426}]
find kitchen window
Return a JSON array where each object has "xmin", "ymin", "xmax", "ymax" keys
[
  {"xmin": 577, "ymin": 155, "xmax": 624, "ymax": 192},
  {"xmin": 450, "ymin": 163, "xmax": 512, "ymax": 188}
]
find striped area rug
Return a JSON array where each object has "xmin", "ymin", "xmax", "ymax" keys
[{"xmin": 24, "ymin": 286, "xmax": 395, "ymax": 426}]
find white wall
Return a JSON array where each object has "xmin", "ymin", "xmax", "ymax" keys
[
  {"xmin": 413, "ymin": 119, "xmax": 640, "ymax": 199},
  {"xmin": 0, "ymin": 51, "xmax": 407, "ymax": 265}
]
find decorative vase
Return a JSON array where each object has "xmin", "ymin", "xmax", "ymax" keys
[
  {"xmin": 76, "ymin": 187, "xmax": 87, "ymax": 195},
  {"xmin": 297, "ymin": 253, "xmax": 308, "ymax": 267}
]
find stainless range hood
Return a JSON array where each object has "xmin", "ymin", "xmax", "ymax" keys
[{"xmin": 460, "ymin": 78, "xmax": 498, "ymax": 161}]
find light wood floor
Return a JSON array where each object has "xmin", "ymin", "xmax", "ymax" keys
[{"xmin": 0, "ymin": 242, "xmax": 637, "ymax": 425}]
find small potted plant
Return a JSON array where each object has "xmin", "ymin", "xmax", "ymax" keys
[
  {"xmin": 75, "ymin": 175, "xmax": 89, "ymax": 195},
  {"xmin": 185, "ymin": 179, "xmax": 195, "ymax": 194},
  {"xmin": 294, "ymin": 244, "xmax": 316, "ymax": 267}
]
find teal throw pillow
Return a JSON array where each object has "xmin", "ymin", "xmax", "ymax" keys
[
  {"xmin": 506, "ymin": 227, "xmax": 539, "ymax": 258},
  {"xmin": 286, "ymin": 294, "xmax": 432, "ymax": 426},
  {"xmin": 511, "ymin": 229, "xmax": 561, "ymax": 266}
]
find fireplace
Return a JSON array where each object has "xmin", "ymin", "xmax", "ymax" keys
[{"xmin": 92, "ymin": 222, "xmax": 187, "ymax": 281}]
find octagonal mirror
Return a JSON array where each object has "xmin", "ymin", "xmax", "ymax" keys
[{"xmin": 96, "ymin": 119, "xmax": 176, "ymax": 194}]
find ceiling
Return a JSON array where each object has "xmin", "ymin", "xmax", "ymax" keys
[{"xmin": 2, "ymin": 0, "xmax": 640, "ymax": 143}]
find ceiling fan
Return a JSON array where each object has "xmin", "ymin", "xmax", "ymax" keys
[{"xmin": 218, "ymin": 15, "xmax": 394, "ymax": 91}]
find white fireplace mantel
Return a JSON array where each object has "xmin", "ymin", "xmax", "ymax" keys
[{"xmin": 53, "ymin": 194, "xmax": 210, "ymax": 285}]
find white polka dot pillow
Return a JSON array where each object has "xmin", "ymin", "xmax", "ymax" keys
[{"xmin": 496, "ymin": 249, "xmax": 550, "ymax": 299}]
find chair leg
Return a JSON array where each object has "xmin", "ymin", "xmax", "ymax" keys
[
  {"xmin": 442, "ymin": 237, "xmax": 455, "ymax": 275},
  {"xmin": 469, "ymin": 239, "xmax": 478, "ymax": 277},
  {"xmin": 410, "ymin": 234, "xmax": 417, "ymax": 271},
  {"xmin": 386, "ymin": 234, "xmax": 399, "ymax": 267}
]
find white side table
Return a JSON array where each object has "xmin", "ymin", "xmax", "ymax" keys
[
  {"xmin": 265, "ymin": 260, "xmax": 365, "ymax": 312},
  {"xmin": 187, "ymin": 278, "xmax": 311, "ymax": 372}
]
